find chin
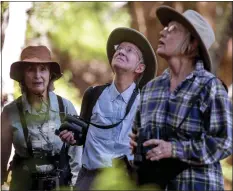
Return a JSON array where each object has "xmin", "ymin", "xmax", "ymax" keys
[
  {"xmin": 31, "ymin": 88, "xmax": 45, "ymax": 95},
  {"xmin": 156, "ymin": 50, "xmax": 166, "ymax": 58},
  {"xmin": 112, "ymin": 62, "xmax": 125, "ymax": 69}
]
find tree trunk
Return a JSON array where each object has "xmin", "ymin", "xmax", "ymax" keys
[
  {"xmin": 2, "ymin": 2, "xmax": 32, "ymax": 105},
  {"xmin": 209, "ymin": 2, "xmax": 232, "ymax": 85}
]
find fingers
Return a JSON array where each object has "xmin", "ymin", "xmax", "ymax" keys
[
  {"xmin": 129, "ymin": 132, "xmax": 138, "ymax": 155},
  {"xmin": 129, "ymin": 140, "xmax": 137, "ymax": 154},
  {"xmin": 129, "ymin": 139, "xmax": 137, "ymax": 147},
  {"xmin": 59, "ymin": 130, "xmax": 75, "ymax": 144},
  {"xmin": 70, "ymin": 139, "xmax": 77, "ymax": 145},
  {"xmin": 145, "ymin": 140, "xmax": 173, "ymax": 161},
  {"xmin": 146, "ymin": 147, "xmax": 163, "ymax": 161},
  {"xmin": 128, "ymin": 132, "xmax": 137, "ymax": 140},
  {"xmin": 59, "ymin": 130, "xmax": 68, "ymax": 136},
  {"xmin": 143, "ymin": 139, "xmax": 161, "ymax": 147}
]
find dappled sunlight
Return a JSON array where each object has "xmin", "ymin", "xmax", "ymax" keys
[
  {"xmin": 1, "ymin": 2, "xmax": 232, "ymax": 190},
  {"xmin": 54, "ymin": 70, "xmax": 81, "ymax": 110},
  {"xmin": 91, "ymin": 159, "xmax": 161, "ymax": 190}
]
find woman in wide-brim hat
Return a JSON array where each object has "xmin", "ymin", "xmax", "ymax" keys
[
  {"xmin": 1, "ymin": 46, "xmax": 81, "ymax": 190},
  {"xmin": 130, "ymin": 5, "xmax": 232, "ymax": 191}
]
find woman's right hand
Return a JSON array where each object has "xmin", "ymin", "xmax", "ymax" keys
[
  {"xmin": 59, "ymin": 130, "xmax": 76, "ymax": 145},
  {"xmin": 129, "ymin": 131, "xmax": 138, "ymax": 154}
]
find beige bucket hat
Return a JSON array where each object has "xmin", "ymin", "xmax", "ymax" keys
[
  {"xmin": 10, "ymin": 45, "xmax": 62, "ymax": 82},
  {"xmin": 107, "ymin": 27, "xmax": 158, "ymax": 88},
  {"xmin": 156, "ymin": 6, "xmax": 215, "ymax": 72}
]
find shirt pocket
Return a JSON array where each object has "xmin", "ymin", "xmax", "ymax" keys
[{"xmin": 89, "ymin": 112, "xmax": 113, "ymax": 140}]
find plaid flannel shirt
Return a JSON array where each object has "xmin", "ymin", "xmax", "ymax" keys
[{"xmin": 135, "ymin": 61, "xmax": 232, "ymax": 191}]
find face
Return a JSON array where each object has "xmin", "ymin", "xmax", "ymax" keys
[
  {"xmin": 157, "ymin": 21, "xmax": 189, "ymax": 58},
  {"xmin": 24, "ymin": 63, "xmax": 50, "ymax": 96},
  {"xmin": 111, "ymin": 42, "xmax": 144, "ymax": 74}
]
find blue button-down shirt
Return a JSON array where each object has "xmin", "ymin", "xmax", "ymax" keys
[
  {"xmin": 82, "ymin": 82, "xmax": 140, "ymax": 170},
  {"xmin": 134, "ymin": 61, "xmax": 232, "ymax": 190}
]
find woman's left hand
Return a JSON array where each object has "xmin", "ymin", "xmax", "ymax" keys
[{"xmin": 143, "ymin": 139, "xmax": 172, "ymax": 161}]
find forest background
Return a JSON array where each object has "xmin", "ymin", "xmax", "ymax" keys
[{"xmin": 1, "ymin": 1, "xmax": 232, "ymax": 190}]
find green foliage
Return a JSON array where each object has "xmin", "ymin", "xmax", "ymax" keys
[
  {"xmin": 13, "ymin": 82, "xmax": 22, "ymax": 99},
  {"xmin": 28, "ymin": 2, "xmax": 131, "ymax": 62},
  {"xmin": 1, "ymin": 2, "xmax": 9, "ymax": 13},
  {"xmin": 221, "ymin": 157, "xmax": 232, "ymax": 183},
  {"xmin": 90, "ymin": 160, "xmax": 161, "ymax": 190},
  {"xmin": 54, "ymin": 70, "xmax": 81, "ymax": 108}
]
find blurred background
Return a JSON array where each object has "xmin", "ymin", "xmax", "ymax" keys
[{"xmin": 1, "ymin": 1, "xmax": 232, "ymax": 190}]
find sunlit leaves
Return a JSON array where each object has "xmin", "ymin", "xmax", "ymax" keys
[{"xmin": 27, "ymin": 2, "xmax": 131, "ymax": 62}]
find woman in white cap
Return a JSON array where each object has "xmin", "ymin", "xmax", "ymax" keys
[
  {"xmin": 130, "ymin": 5, "xmax": 232, "ymax": 191},
  {"xmin": 1, "ymin": 46, "xmax": 82, "ymax": 191}
]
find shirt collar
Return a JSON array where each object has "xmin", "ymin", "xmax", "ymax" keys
[
  {"xmin": 22, "ymin": 91, "xmax": 59, "ymax": 114},
  {"xmin": 193, "ymin": 60, "xmax": 205, "ymax": 76},
  {"xmin": 109, "ymin": 82, "xmax": 136, "ymax": 103}
]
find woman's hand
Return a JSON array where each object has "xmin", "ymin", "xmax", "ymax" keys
[
  {"xmin": 143, "ymin": 139, "xmax": 172, "ymax": 161},
  {"xmin": 59, "ymin": 130, "xmax": 76, "ymax": 145},
  {"xmin": 129, "ymin": 131, "xmax": 138, "ymax": 154}
]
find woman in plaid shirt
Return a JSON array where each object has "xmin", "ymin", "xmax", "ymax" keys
[{"xmin": 130, "ymin": 6, "xmax": 232, "ymax": 191}]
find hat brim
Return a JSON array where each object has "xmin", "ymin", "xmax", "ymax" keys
[
  {"xmin": 107, "ymin": 27, "xmax": 157, "ymax": 89},
  {"xmin": 156, "ymin": 6, "xmax": 211, "ymax": 72},
  {"xmin": 10, "ymin": 61, "xmax": 62, "ymax": 82}
]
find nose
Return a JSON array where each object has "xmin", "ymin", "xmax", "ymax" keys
[
  {"xmin": 34, "ymin": 68, "xmax": 41, "ymax": 79},
  {"xmin": 117, "ymin": 48, "xmax": 127, "ymax": 57},
  {"xmin": 119, "ymin": 47, "xmax": 127, "ymax": 54},
  {"xmin": 159, "ymin": 28, "xmax": 167, "ymax": 37}
]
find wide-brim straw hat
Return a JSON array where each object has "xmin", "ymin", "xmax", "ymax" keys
[
  {"xmin": 156, "ymin": 6, "xmax": 215, "ymax": 72},
  {"xmin": 107, "ymin": 27, "xmax": 157, "ymax": 89},
  {"xmin": 10, "ymin": 45, "xmax": 62, "ymax": 82}
]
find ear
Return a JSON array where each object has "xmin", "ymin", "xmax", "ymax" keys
[
  {"xmin": 135, "ymin": 63, "xmax": 146, "ymax": 74},
  {"xmin": 189, "ymin": 39, "xmax": 199, "ymax": 52}
]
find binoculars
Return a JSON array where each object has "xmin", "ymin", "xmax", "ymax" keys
[{"xmin": 55, "ymin": 115, "xmax": 88, "ymax": 145}]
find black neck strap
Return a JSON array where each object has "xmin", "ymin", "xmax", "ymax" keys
[{"xmin": 87, "ymin": 87, "xmax": 139, "ymax": 129}]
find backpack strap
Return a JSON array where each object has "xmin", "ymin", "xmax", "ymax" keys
[
  {"xmin": 80, "ymin": 83, "xmax": 110, "ymax": 122},
  {"xmin": 56, "ymin": 95, "xmax": 70, "ymax": 151},
  {"xmin": 57, "ymin": 95, "xmax": 65, "ymax": 122},
  {"xmin": 56, "ymin": 94, "xmax": 72, "ymax": 185},
  {"xmin": 79, "ymin": 84, "xmax": 110, "ymax": 147},
  {"xmin": 16, "ymin": 96, "xmax": 33, "ymax": 156}
]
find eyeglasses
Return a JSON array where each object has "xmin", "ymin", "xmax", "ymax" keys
[
  {"xmin": 114, "ymin": 44, "xmax": 143, "ymax": 62},
  {"xmin": 163, "ymin": 25, "xmax": 177, "ymax": 33}
]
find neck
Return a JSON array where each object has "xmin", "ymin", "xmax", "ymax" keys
[
  {"xmin": 113, "ymin": 74, "xmax": 135, "ymax": 93},
  {"xmin": 168, "ymin": 57, "xmax": 194, "ymax": 80},
  {"xmin": 167, "ymin": 57, "xmax": 195, "ymax": 91},
  {"xmin": 27, "ymin": 91, "xmax": 48, "ymax": 111}
]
